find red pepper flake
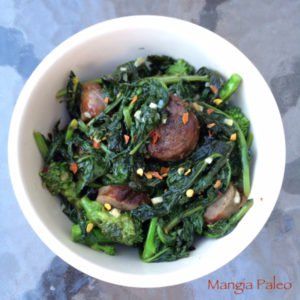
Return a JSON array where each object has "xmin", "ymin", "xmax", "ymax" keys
[
  {"xmin": 70, "ymin": 162, "xmax": 78, "ymax": 174},
  {"xmin": 149, "ymin": 131, "xmax": 160, "ymax": 144},
  {"xmin": 210, "ymin": 85, "xmax": 218, "ymax": 94},
  {"xmin": 104, "ymin": 97, "xmax": 109, "ymax": 104},
  {"xmin": 160, "ymin": 167, "xmax": 170, "ymax": 175},
  {"xmin": 130, "ymin": 95, "xmax": 138, "ymax": 105},
  {"xmin": 182, "ymin": 112, "xmax": 189, "ymax": 125},
  {"xmin": 207, "ymin": 108, "xmax": 215, "ymax": 115},
  {"xmin": 93, "ymin": 140, "xmax": 101, "ymax": 149},
  {"xmin": 124, "ymin": 134, "xmax": 130, "ymax": 144},
  {"xmin": 150, "ymin": 171, "xmax": 163, "ymax": 180}
]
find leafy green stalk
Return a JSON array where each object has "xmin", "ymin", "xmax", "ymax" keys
[
  {"xmin": 201, "ymin": 102, "xmax": 251, "ymax": 196},
  {"xmin": 149, "ymin": 74, "xmax": 209, "ymax": 85},
  {"xmin": 90, "ymin": 244, "xmax": 116, "ymax": 255},
  {"xmin": 142, "ymin": 217, "xmax": 158, "ymax": 261},
  {"xmin": 65, "ymin": 119, "xmax": 78, "ymax": 142},
  {"xmin": 219, "ymin": 73, "xmax": 242, "ymax": 101},
  {"xmin": 164, "ymin": 204, "xmax": 203, "ymax": 234},
  {"xmin": 33, "ymin": 131, "xmax": 49, "ymax": 160}
]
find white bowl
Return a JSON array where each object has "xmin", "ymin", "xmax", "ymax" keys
[{"xmin": 8, "ymin": 16, "xmax": 285, "ymax": 288}]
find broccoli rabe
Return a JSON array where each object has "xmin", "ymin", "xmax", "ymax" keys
[
  {"xmin": 71, "ymin": 224, "xmax": 116, "ymax": 255},
  {"xmin": 166, "ymin": 59, "xmax": 195, "ymax": 76},
  {"xmin": 225, "ymin": 106, "xmax": 250, "ymax": 137},
  {"xmin": 81, "ymin": 197, "xmax": 143, "ymax": 246},
  {"xmin": 40, "ymin": 162, "xmax": 78, "ymax": 204}
]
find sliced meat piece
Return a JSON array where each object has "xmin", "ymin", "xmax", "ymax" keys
[
  {"xmin": 147, "ymin": 94, "xmax": 200, "ymax": 161},
  {"xmin": 97, "ymin": 185, "xmax": 150, "ymax": 211},
  {"xmin": 80, "ymin": 82, "xmax": 107, "ymax": 121},
  {"xmin": 204, "ymin": 184, "xmax": 246, "ymax": 224}
]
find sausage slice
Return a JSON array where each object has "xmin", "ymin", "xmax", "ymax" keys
[
  {"xmin": 148, "ymin": 94, "xmax": 200, "ymax": 161},
  {"xmin": 80, "ymin": 82, "xmax": 107, "ymax": 121},
  {"xmin": 97, "ymin": 185, "xmax": 150, "ymax": 211},
  {"xmin": 204, "ymin": 184, "xmax": 246, "ymax": 224}
]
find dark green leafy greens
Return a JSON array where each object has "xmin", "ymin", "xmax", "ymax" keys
[{"xmin": 35, "ymin": 55, "xmax": 253, "ymax": 262}]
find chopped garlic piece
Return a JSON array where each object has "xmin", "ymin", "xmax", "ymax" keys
[
  {"xmin": 104, "ymin": 203, "xmax": 112, "ymax": 211},
  {"xmin": 192, "ymin": 102, "xmax": 203, "ymax": 112},
  {"xmin": 86, "ymin": 223, "xmax": 94, "ymax": 233},
  {"xmin": 110, "ymin": 208, "xmax": 121, "ymax": 218},
  {"xmin": 184, "ymin": 169, "xmax": 192, "ymax": 176},
  {"xmin": 151, "ymin": 196, "xmax": 163, "ymax": 205},
  {"xmin": 149, "ymin": 102, "xmax": 158, "ymax": 109},
  {"xmin": 136, "ymin": 168, "xmax": 144, "ymax": 177},
  {"xmin": 186, "ymin": 189, "xmax": 194, "ymax": 198},
  {"xmin": 134, "ymin": 110, "xmax": 142, "ymax": 120},
  {"xmin": 213, "ymin": 98, "xmax": 223, "ymax": 105},
  {"xmin": 233, "ymin": 191, "xmax": 241, "ymax": 204},
  {"xmin": 230, "ymin": 133, "xmax": 237, "ymax": 141},
  {"xmin": 224, "ymin": 118, "xmax": 234, "ymax": 126},
  {"xmin": 205, "ymin": 157, "xmax": 213, "ymax": 164},
  {"xmin": 177, "ymin": 167, "xmax": 185, "ymax": 175}
]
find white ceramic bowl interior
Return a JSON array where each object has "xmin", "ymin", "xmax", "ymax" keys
[{"xmin": 8, "ymin": 16, "xmax": 285, "ymax": 287}]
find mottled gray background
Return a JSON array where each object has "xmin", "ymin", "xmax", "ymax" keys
[{"xmin": 1, "ymin": 1, "xmax": 299, "ymax": 299}]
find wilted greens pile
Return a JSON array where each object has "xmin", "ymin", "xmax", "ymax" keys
[{"xmin": 34, "ymin": 55, "xmax": 253, "ymax": 262}]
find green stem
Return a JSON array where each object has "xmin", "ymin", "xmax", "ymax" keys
[
  {"xmin": 65, "ymin": 119, "xmax": 78, "ymax": 142},
  {"xmin": 142, "ymin": 217, "xmax": 158, "ymax": 261},
  {"xmin": 247, "ymin": 132, "xmax": 254, "ymax": 149},
  {"xmin": 33, "ymin": 131, "xmax": 49, "ymax": 160},
  {"xmin": 129, "ymin": 137, "xmax": 148, "ymax": 155},
  {"xmin": 219, "ymin": 73, "xmax": 242, "ymax": 101},
  {"xmin": 154, "ymin": 74, "xmax": 209, "ymax": 85},
  {"xmin": 200, "ymin": 102, "xmax": 251, "ymax": 196},
  {"xmin": 164, "ymin": 204, "xmax": 203, "ymax": 234}
]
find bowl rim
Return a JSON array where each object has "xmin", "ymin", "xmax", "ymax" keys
[{"xmin": 8, "ymin": 15, "xmax": 286, "ymax": 288}]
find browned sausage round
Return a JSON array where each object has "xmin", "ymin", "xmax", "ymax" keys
[
  {"xmin": 204, "ymin": 184, "xmax": 246, "ymax": 224},
  {"xmin": 97, "ymin": 185, "xmax": 150, "ymax": 211},
  {"xmin": 147, "ymin": 94, "xmax": 200, "ymax": 161},
  {"xmin": 80, "ymin": 82, "xmax": 107, "ymax": 121}
]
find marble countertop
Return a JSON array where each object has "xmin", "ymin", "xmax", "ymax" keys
[{"xmin": 1, "ymin": 1, "xmax": 299, "ymax": 299}]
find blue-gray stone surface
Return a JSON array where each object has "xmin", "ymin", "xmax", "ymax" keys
[{"xmin": 1, "ymin": 1, "xmax": 299, "ymax": 299}]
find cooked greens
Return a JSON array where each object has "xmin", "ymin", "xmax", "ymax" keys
[{"xmin": 35, "ymin": 55, "xmax": 253, "ymax": 262}]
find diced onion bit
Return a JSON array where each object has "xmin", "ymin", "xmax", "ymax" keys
[
  {"xmin": 214, "ymin": 179, "xmax": 222, "ymax": 189},
  {"xmin": 207, "ymin": 123, "xmax": 216, "ymax": 128},
  {"xmin": 151, "ymin": 196, "xmax": 164, "ymax": 205},
  {"xmin": 205, "ymin": 157, "xmax": 213, "ymax": 164},
  {"xmin": 182, "ymin": 112, "xmax": 189, "ymax": 125},
  {"xmin": 110, "ymin": 208, "xmax": 121, "ymax": 218},
  {"xmin": 86, "ymin": 223, "xmax": 94, "ymax": 233},
  {"xmin": 162, "ymin": 117, "xmax": 168, "ymax": 124},
  {"xmin": 177, "ymin": 167, "xmax": 185, "ymax": 175},
  {"xmin": 224, "ymin": 118, "xmax": 234, "ymax": 126},
  {"xmin": 192, "ymin": 102, "xmax": 203, "ymax": 112},
  {"xmin": 149, "ymin": 102, "xmax": 158, "ymax": 109},
  {"xmin": 186, "ymin": 189, "xmax": 195, "ymax": 198},
  {"xmin": 230, "ymin": 133, "xmax": 237, "ymax": 141},
  {"xmin": 233, "ymin": 191, "xmax": 241, "ymax": 204},
  {"xmin": 134, "ymin": 57, "xmax": 146, "ymax": 67},
  {"xmin": 184, "ymin": 169, "xmax": 192, "ymax": 176},
  {"xmin": 136, "ymin": 168, "xmax": 144, "ymax": 177},
  {"xmin": 104, "ymin": 203, "xmax": 112, "ymax": 211},
  {"xmin": 213, "ymin": 98, "xmax": 223, "ymax": 105}
]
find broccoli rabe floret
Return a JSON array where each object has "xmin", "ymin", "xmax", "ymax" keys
[
  {"xmin": 81, "ymin": 197, "xmax": 143, "ymax": 246},
  {"xmin": 225, "ymin": 106, "xmax": 250, "ymax": 137},
  {"xmin": 40, "ymin": 162, "xmax": 78, "ymax": 204},
  {"xmin": 166, "ymin": 59, "xmax": 195, "ymax": 76},
  {"xmin": 71, "ymin": 224, "xmax": 116, "ymax": 255}
]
